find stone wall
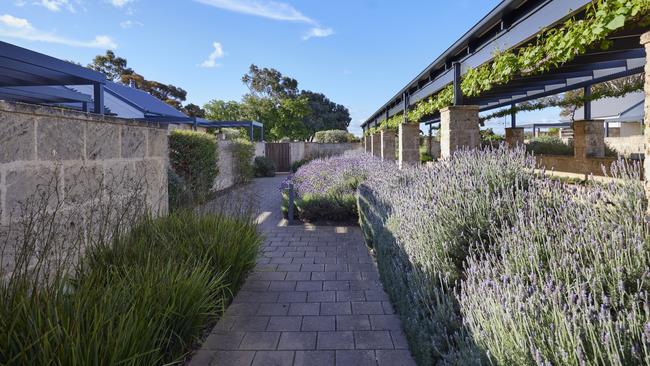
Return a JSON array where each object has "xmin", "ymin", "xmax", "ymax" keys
[
  {"xmin": 0, "ymin": 101, "xmax": 168, "ymax": 274},
  {"xmin": 213, "ymin": 138, "xmax": 235, "ymax": 191},
  {"xmin": 535, "ymin": 154, "xmax": 619, "ymax": 176}
]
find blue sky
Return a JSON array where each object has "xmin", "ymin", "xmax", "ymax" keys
[{"xmin": 0, "ymin": 0, "xmax": 560, "ymax": 135}]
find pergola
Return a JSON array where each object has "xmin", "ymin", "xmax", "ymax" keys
[
  {"xmin": 0, "ymin": 41, "xmax": 107, "ymax": 113},
  {"xmin": 194, "ymin": 118, "xmax": 264, "ymax": 141},
  {"xmin": 361, "ymin": 0, "xmax": 646, "ymax": 130}
]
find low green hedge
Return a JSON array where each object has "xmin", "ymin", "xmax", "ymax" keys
[
  {"xmin": 168, "ymin": 130, "xmax": 218, "ymax": 209},
  {"xmin": 230, "ymin": 138, "xmax": 255, "ymax": 184},
  {"xmin": 0, "ymin": 211, "xmax": 261, "ymax": 365},
  {"xmin": 254, "ymin": 156, "xmax": 276, "ymax": 177},
  {"xmin": 313, "ymin": 129, "xmax": 355, "ymax": 143}
]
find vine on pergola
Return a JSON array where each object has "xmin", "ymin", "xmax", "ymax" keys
[{"xmin": 364, "ymin": 0, "xmax": 649, "ymax": 136}]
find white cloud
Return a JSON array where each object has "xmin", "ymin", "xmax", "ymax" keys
[
  {"xmin": 109, "ymin": 0, "xmax": 134, "ymax": 8},
  {"xmin": 302, "ymin": 26, "xmax": 333, "ymax": 40},
  {"xmin": 200, "ymin": 42, "xmax": 224, "ymax": 68},
  {"xmin": 195, "ymin": 0, "xmax": 332, "ymax": 40},
  {"xmin": 38, "ymin": 0, "xmax": 75, "ymax": 12},
  {"xmin": 195, "ymin": 0, "xmax": 313, "ymax": 23},
  {"xmin": 119, "ymin": 19, "xmax": 142, "ymax": 28},
  {"xmin": 0, "ymin": 14, "xmax": 117, "ymax": 49}
]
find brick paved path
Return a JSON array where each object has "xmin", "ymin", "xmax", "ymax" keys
[{"xmin": 189, "ymin": 176, "xmax": 416, "ymax": 366}]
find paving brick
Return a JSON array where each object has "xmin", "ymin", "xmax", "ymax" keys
[
  {"xmin": 320, "ymin": 302, "xmax": 351, "ymax": 315},
  {"xmin": 301, "ymin": 316, "xmax": 335, "ymax": 331},
  {"xmin": 292, "ymin": 257, "xmax": 315, "ymax": 264},
  {"xmin": 239, "ymin": 332, "xmax": 280, "ymax": 350},
  {"xmin": 325, "ymin": 264, "xmax": 348, "ymax": 272},
  {"xmin": 234, "ymin": 291, "xmax": 281, "ymax": 303},
  {"xmin": 277, "ymin": 331, "xmax": 317, "ymax": 350},
  {"xmin": 251, "ymin": 351, "xmax": 294, "ymax": 366},
  {"xmin": 376, "ymin": 350, "xmax": 417, "ymax": 366},
  {"xmin": 369, "ymin": 315, "xmax": 402, "ymax": 330},
  {"xmin": 317, "ymin": 331, "xmax": 354, "ymax": 350},
  {"xmin": 211, "ymin": 351, "xmax": 255, "ymax": 366},
  {"xmin": 301, "ymin": 264, "xmax": 325, "ymax": 272},
  {"xmin": 337, "ymin": 272, "xmax": 362, "ymax": 280},
  {"xmin": 269, "ymin": 257, "xmax": 293, "ymax": 264},
  {"xmin": 288, "ymin": 303, "xmax": 320, "ymax": 316},
  {"xmin": 390, "ymin": 330, "xmax": 410, "ymax": 349},
  {"xmin": 267, "ymin": 316, "xmax": 302, "ymax": 331},
  {"xmin": 323, "ymin": 281, "xmax": 350, "ymax": 291},
  {"xmin": 336, "ymin": 291, "xmax": 366, "ymax": 302},
  {"xmin": 336, "ymin": 315, "xmax": 371, "ymax": 331},
  {"xmin": 335, "ymin": 350, "xmax": 377, "ymax": 366},
  {"xmin": 350, "ymin": 280, "xmax": 380, "ymax": 291},
  {"xmin": 351, "ymin": 302, "xmax": 385, "ymax": 315},
  {"xmin": 225, "ymin": 303, "xmax": 260, "ymax": 317},
  {"xmin": 382, "ymin": 301, "xmax": 395, "ymax": 315},
  {"xmin": 354, "ymin": 331, "xmax": 394, "ymax": 349},
  {"xmin": 365, "ymin": 290, "xmax": 390, "ymax": 302},
  {"xmin": 277, "ymin": 291, "xmax": 307, "ymax": 303},
  {"xmin": 268, "ymin": 281, "xmax": 296, "ymax": 292},
  {"xmin": 294, "ymin": 351, "xmax": 335, "ymax": 366},
  {"xmin": 231, "ymin": 316, "xmax": 270, "ymax": 331},
  {"xmin": 307, "ymin": 291, "xmax": 336, "ymax": 303},
  {"xmin": 242, "ymin": 281, "xmax": 270, "ymax": 291},
  {"xmin": 203, "ymin": 331, "xmax": 244, "ymax": 350},
  {"xmin": 285, "ymin": 272, "xmax": 311, "ymax": 281},
  {"xmin": 311, "ymin": 271, "xmax": 337, "ymax": 281},
  {"xmin": 296, "ymin": 281, "xmax": 323, "ymax": 291},
  {"xmin": 257, "ymin": 303, "xmax": 290, "ymax": 316}
]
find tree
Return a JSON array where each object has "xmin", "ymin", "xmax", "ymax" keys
[
  {"xmin": 241, "ymin": 94, "xmax": 310, "ymax": 141},
  {"xmin": 300, "ymin": 90, "xmax": 351, "ymax": 138},
  {"xmin": 183, "ymin": 103, "xmax": 206, "ymax": 118},
  {"xmin": 89, "ymin": 50, "xmax": 187, "ymax": 110},
  {"xmin": 88, "ymin": 50, "xmax": 133, "ymax": 82},
  {"xmin": 242, "ymin": 64, "xmax": 299, "ymax": 100},
  {"xmin": 203, "ymin": 100, "xmax": 246, "ymax": 121}
]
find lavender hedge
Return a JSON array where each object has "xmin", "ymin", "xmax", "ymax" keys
[
  {"xmin": 284, "ymin": 152, "xmax": 393, "ymax": 222},
  {"xmin": 357, "ymin": 147, "xmax": 648, "ymax": 365}
]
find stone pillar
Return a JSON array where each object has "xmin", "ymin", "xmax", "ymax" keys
[
  {"xmin": 371, "ymin": 133, "xmax": 381, "ymax": 157},
  {"xmin": 573, "ymin": 120, "xmax": 605, "ymax": 158},
  {"xmin": 440, "ymin": 105, "xmax": 480, "ymax": 159},
  {"xmin": 505, "ymin": 127, "xmax": 524, "ymax": 147},
  {"xmin": 641, "ymin": 31, "xmax": 650, "ymax": 211},
  {"xmin": 363, "ymin": 134, "xmax": 368, "ymax": 153},
  {"xmin": 380, "ymin": 129, "xmax": 397, "ymax": 161},
  {"xmin": 398, "ymin": 123, "xmax": 420, "ymax": 168}
]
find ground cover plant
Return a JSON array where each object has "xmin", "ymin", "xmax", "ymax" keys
[
  {"xmin": 282, "ymin": 152, "xmax": 393, "ymax": 222},
  {"xmin": 357, "ymin": 147, "xmax": 648, "ymax": 365},
  {"xmin": 0, "ymin": 209, "xmax": 261, "ymax": 365}
]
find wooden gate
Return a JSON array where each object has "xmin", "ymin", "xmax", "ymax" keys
[{"xmin": 265, "ymin": 143, "xmax": 290, "ymax": 172}]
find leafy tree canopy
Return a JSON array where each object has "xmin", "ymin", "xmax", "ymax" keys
[
  {"xmin": 242, "ymin": 64, "xmax": 299, "ymax": 100},
  {"xmin": 204, "ymin": 100, "xmax": 246, "ymax": 121},
  {"xmin": 300, "ymin": 90, "xmax": 351, "ymax": 137}
]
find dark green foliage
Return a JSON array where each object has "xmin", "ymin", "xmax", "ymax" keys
[
  {"xmin": 253, "ymin": 156, "xmax": 276, "ymax": 177},
  {"xmin": 480, "ymin": 128, "xmax": 504, "ymax": 147},
  {"xmin": 0, "ymin": 211, "xmax": 262, "ymax": 365},
  {"xmin": 290, "ymin": 158, "xmax": 312, "ymax": 173},
  {"xmin": 301, "ymin": 91, "xmax": 351, "ymax": 136},
  {"xmin": 282, "ymin": 192, "xmax": 358, "ymax": 223},
  {"xmin": 168, "ymin": 130, "xmax": 218, "ymax": 209},
  {"xmin": 526, "ymin": 135, "xmax": 574, "ymax": 155},
  {"xmin": 313, "ymin": 129, "xmax": 355, "ymax": 143},
  {"xmin": 230, "ymin": 138, "xmax": 255, "ymax": 184}
]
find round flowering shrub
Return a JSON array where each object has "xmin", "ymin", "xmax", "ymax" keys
[
  {"xmin": 283, "ymin": 152, "xmax": 394, "ymax": 222},
  {"xmin": 461, "ymin": 162, "xmax": 648, "ymax": 365}
]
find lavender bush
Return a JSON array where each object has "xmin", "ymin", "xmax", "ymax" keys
[
  {"xmin": 358, "ymin": 147, "xmax": 648, "ymax": 365},
  {"xmin": 358, "ymin": 147, "xmax": 536, "ymax": 364},
  {"xmin": 461, "ymin": 162, "xmax": 648, "ymax": 365},
  {"xmin": 284, "ymin": 152, "xmax": 393, "ymax": 221}
]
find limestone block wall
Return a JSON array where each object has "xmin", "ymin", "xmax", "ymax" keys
[
  {"xmin": 573, "ymin": 120, "xmax": 605, "ymax": 158},
  {"xmin": 535, "ymin": 154, "xmax": 619, "ymax": 177},
  {"xmin": 440, "ymin": 105, "xmax": 480, "ymax": 159},
  {"xmin": 254, "ymin": 142, "xmax": 266, "ymax": 157},
  {"xmin": 213, "ymin": 139, "xmax": 235, "ymax": 191},
  {"xmin": 0, "ymin": 101, "xmax": 168, "ymax": 274}
]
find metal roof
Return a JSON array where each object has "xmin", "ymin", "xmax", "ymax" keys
[
  {"xmin": 363, "ymin": 0, "xmax": 647, "ymax": 129},
  {"xmin": 564, "ymin": 92, "xmax": 644, "ymax": 123}
]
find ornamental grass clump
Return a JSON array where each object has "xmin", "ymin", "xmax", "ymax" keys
[
  {"xmin": 286, "ymin": 152, "xmax": 394, "ymax": 222},
  {"xmin": 460, "ymin": 161, "xmax": 648, "ymax": 365},
  {"xmin": 357, "ymin": 146, "xmax": 536, "ymax": 365}
]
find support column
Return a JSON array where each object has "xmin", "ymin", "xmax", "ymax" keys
[
  {"xmin": 641, "ymin": 31, "xmax": 650, "ymax": 210},
  {"xmin": 364, "ymin": 134, "xmax": 368, "ymax": 152},
  {"xmin": 573, "ymin": 120, "xmax": 605, "ymax": 158},
  {"xmin": 380, "ymin": 129, "xmax": 397, "ymax": 161},
  {"xmin": 440, "ymin": 105, "xmax": 480, "ymax": 159},
  {"xmin": 369, "ymin": 133, "xmax": 375, "ymax": 155},
  {"xmin": 505, "ymin": 127, "xmax": 524, "ymax": 147},
  {"xmin": 398, "ymin": 123, "xmax": 420, "ymax": 168},
  {"xmin": 371, "ymin": 133, "xmax": 381, "ymax": 157}
]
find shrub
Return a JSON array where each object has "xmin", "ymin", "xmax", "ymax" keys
[
  {"xmin": 526, "ymin": 135, "xmax": 574, "ymax": 155},
  {"xmin": 461, "ymin": 162, "xmax": 647, "ymax": 365},
  {"xmin": 230, "ymin": 138, "xmax": 255, "ymax": 184},
  {"xmin": 254, "ymin": 156, "xmax": 276, "ymax": 177},
  {"xmin": 313, "ymin": 129, "xmax": 355, "ymax": 143},
  {"xmin": 0, "ymin": 211, "xmax": 262, "ymax": 365},
  {"xmin": 357, "ymin": 147, "xmax": 536, "ymax": 365},
  {"xmin": 480, "ymin": 128, "xmax": 504, "ymax": 147},
  {"xmin": 290, "ymin": 158, "xmax": 311, "ymax": 173},
  {"xmin": 283, "ymin": 153, "xmax": 392, "ymax": 222},
  {"xmin": 168, "ymin": 130, "xmax": 218, "ymax": 209}
]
